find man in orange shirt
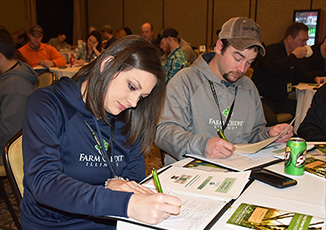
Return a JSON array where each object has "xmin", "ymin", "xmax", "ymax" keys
[{"xmin": 19, "ymin": 25, "xmax": 66, "ymax": 68}]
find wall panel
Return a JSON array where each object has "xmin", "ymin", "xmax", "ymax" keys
[
  {"xmin": 256, "ymin": 0, "xmax": 312, "ymax": 45},
  {"xmin": 87, "ymin": 0, "xmax": 123, "ymax": 36},
  {"xmin": 164, "ymin": 0, "xmax": 207, "ymax": 48},
  {"xmin": 124, "ymin": 0, "xmax": 163, "ymax": 37},
  {"xmin": 0, "ymin": 0, "xmax": 25, "ymax": 33}
]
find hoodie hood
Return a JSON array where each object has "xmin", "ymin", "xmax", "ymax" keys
[{"xmin": 0, "ymin": 61, "xmax": 38, "ymax": 85}]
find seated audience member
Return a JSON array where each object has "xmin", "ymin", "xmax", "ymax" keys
[
  {"xmin": 47, "ymin": 33, "xmax": 71, "ymax": 50},
  {"xmin": 155, "ymin": 17, "xmax": 293, "ymax": 165},
  {"xmin": 115, "ymin": 29, "xmax": 127, "ymax": 39},
  {"xmin": 297, "ymin": 84, "xmax": 326, "ymax": 141},
  {"xmin": 101, "ymin": 25, "xmax": 117, "ymax": 49},
  {"xmin": 299, "ymin": 36, "xmax": 326, "ymax": 82},
  {"xmin": 252, "ymin": 22, "xmax": 322, "ymax": 125},
  {"xmin": 0, "ymin": 28, "xmax": 38, "ymax": 165},
  {"xmin": 74, "ymin": 30, "xmax": 102, "ymax": 65},
  {"xmin": 88, "ymin": 26, "xmax": 96, "ymax": 34},
  {"xmin": 18, "ymin": 25, "xmax": 66, "ymax": 68},
  {"xmin": 123, "ymin": 27, "xmax": 132, "ymax": 35},
  {"xmin": 12, "ymin": 28, "xmax": 28, "ymax": 49},
  {"xmin": 141, "ymin": 22, "xmax": 155, "ymax": 43},
  {"xmin": 160, "ymin": 28, "xmax": 188, "ymax": 83},
  {"xmin": 20, "ymin": 36, "xmax": 181, "ymax": 229},
  {"xmin": 179, "ymin": 38, "xmax": 197, "ymax": 63}
]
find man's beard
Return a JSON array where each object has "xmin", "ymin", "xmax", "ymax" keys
[{"xmin": 222, "ymin": 71, "xmax": 244, "ymax": 83}]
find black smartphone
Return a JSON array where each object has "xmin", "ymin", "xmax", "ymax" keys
[{"xmin": 251, "ymin": 169, "xmax": 297, "ymax": 189}]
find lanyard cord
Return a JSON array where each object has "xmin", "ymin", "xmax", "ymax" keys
[
  {"xmin": 208, "ymin": 80, "xmax": 238, "ymax": 131},
  {"xmin": 82, "ymin": 116, "xmax": 116, "ymax": 177}
]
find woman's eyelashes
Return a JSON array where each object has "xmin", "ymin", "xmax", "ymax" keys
[{"xmin": 128, "ymin": 83, "xmax": 136, "ymax": 91}]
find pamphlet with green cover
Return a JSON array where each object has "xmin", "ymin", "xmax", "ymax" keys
[{"xmin": 227, "ymin": 203, "xmax": 325, "ymax": 230}]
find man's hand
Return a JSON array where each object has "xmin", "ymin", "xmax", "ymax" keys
[
  {"xmin": 269, "ymin": 123, "xmax": 293, "ymax": 143},
  {"xmin": 315, "ymin": 76, "xmax": 326, "ymax": 85},
  {"xmin": 291, "ymin": 46, "xmax": 307, "ymax": 59},
  {"xmin": 206, "ymin": 137, "xmax": 235, "ymax": 159},
  {"xmin": 39, "ymin": 60, "xmax": 55, "ymax": 68}
]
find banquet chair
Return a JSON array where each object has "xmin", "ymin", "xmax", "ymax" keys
[
  {"xmin": 37, "ymin": 71, "xmax": 56, "ymax": 88},
  {"xmin": 2, "ymin": 129, "xmax": 23, "ymax": 230}
]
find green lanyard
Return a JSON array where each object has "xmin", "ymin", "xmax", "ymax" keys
[{"xmin": 208, "ymin": 80, "xmax": 237, "ymax": 131}]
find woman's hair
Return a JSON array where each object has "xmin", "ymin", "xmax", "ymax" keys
[
  {"xmin": 87, "ymin": 30, "xmax": 102, "ymax": 52},
  {"xmin": 115, "ymin": 29, "xmax": 127, "ymax": 39},
  {"xmin": 73, "ymin": 35, "xmax": 166, "ymax": 154}
]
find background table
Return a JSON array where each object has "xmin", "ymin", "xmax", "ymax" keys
[
  {"xmin": 59, "ymin": 49, "xmax": 75, "ymax": 64},
  {"xmin": 50, "ymin": 65, "xmax": 82, "ymax": 80},
  {"xmin": 294, "ymin": 83, "xmax": 318, "ymax": 134}
]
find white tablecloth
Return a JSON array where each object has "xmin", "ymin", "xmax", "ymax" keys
[
  {"xmin": 294, "ymin": 83, "xmax": 318, "ymax": 134},
  {"xmin": 49, "ymin": 65, "xmax": 82, "ymax": 80}
]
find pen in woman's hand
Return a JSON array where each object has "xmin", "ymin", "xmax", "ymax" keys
[{"xmin": 152, "ymin": 168, "xmax": 163, "ymax": 193}]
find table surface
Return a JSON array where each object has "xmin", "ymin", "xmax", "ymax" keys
[
  {"xmin": 117, "ymin": 154, "xmax": 326, "ymax": 230},
  {"xmin": 49, "ymin": 65, "xmax": 83, "ymax": 80}
]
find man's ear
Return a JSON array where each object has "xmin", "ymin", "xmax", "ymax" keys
[
  {"xmin": 215, "ymin": 40, "xmax": 223, "ymax": 54},
  {"xmin": 100, "ymin": 55, "xmax": 114, "ymax": 72}
]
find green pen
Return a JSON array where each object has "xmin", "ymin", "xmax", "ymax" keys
[
  {"xmin": 217, "ymin": 126, "xmax": 227, "ymax": 141},
  {"xmin": 152, "ymin": 168, "xmax": 163, "ymax": 193}
]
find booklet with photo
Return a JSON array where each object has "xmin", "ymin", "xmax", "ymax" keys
[
  {"xmin": 144, "ymin": 166, "xmax": 251, "ymax": 201},
  {"xmin": 227, "ymin": 203, "xmax": 325, "ymax": 230}
]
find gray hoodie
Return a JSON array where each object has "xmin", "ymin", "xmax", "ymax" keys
[
  {"xmin": 155, "ymin": 52, "xmax": 270, "ymax": 163},
  {"xmin": 0, "ymin": 61, "xmax": 37, "ymax": 160}
]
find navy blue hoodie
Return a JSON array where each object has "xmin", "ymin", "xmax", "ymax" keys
[{"xmin": 20, "ymin": 77, "xmax": 145, "ymax": 229}]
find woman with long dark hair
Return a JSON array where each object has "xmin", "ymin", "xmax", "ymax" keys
[
  {"xmin": 75, "ymin": 30, "xmax": 102, "ymax": 65},
  {"xmin": 21, "ymin": 35, "xmax": 181, "ymax": 229}
]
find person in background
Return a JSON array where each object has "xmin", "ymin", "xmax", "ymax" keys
[
  {"xmin": 141, "ymin": 22, "xmax": 155, "ymax": 43},
  {"xmin": 0, "ymin": 27, "xmax": 38, "ymax": 165},
  {"xmin": 160, "ymin": 28, "xmax": 188, "ymax": 83},
  {"xmin": 74, "ymin": 30, "xmax": 102, "ymax": 65},
  {"xmin": 299, "ymin": 36, "xmax": 326, "ymax": 81},
  {"xmin": 179, "ymin": 38, "xmax": 196, "ymax": 64},
  {"xmin": 20, "ymin": 35, "xmax": 181, "ymax": 229},
  {"xmin": 155, "ymin": 17, "xmax": 293, "ymax": 165},
  {"xmin": 47, "ymin": 33, "xmax": 71, "ymax": 50},
  {"xmin": 123, "ymin": 27, "xmax": 132, "ymax": 35},
  {"xmin": 115, "ymin": 28, "xmax": 127, "ymax": 39},
  {"xmin": 252, "ymin": 22, "xmax": 324, "ymax": 125},
  {"xmin": 102, "ymin": 25, "xmax": 117, "ymax": 49},
  {"xmin": 18, "ymin": 25, "xmax": 66, "ymax": 68},
  {"xmin": 88, "ymin": 26, "xmax": 96, "ymax": 34},
  {"xmin": 298, "ymin": 84, "xmax": 326, "ymax": 140},
  {"xmin": 11, "ymin": 28, "xmax": 28, "ymax": 49}
]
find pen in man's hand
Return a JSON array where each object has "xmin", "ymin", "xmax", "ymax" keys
[
  {"xmin": 152, "ymin": 168, "xmax": 163, "ymax": 193},
  {"xmin": 217, "ymin": 127, "xmax": 227, "ymax": 141}
]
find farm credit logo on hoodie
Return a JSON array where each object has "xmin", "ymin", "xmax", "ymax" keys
[
  {"xmin": 79, "ymin": 139, "xmax": 124, "ymax": 168},
  {"xmin": 208, "ymin": 106, "xmax": 244, "ymax": 129}
]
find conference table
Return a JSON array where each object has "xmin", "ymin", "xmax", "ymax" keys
[
  {"xmin": 116, "ymin": 151, "xmax": 326, "ymax": 230},
  {"xmin": 293, "ymin": 83, "xmax": 319, "ymax": 134},
  {"xmin": 49, "ymin": 65, "xmax": 83, "ymax": 80}
]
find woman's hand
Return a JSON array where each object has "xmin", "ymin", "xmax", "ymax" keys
[
  {"xmin": 127, "ymin": 193, "xmax": 182, "ymax": 225},
  {"xmin": 106, "ymin": 179, "xmax": 154, "ymax": 194}
]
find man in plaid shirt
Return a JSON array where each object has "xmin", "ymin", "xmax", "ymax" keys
[{"xmin": 160, "ymin": 28, "xmax": 188, "ymax": 83}]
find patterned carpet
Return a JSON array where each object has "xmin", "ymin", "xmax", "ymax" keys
[{"xmin": 0, "ymin": 145, "xmax": 162, "ymax": 230}]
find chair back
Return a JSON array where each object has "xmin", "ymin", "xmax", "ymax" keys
[
  {"xmin": 37, "ymin": 71, "xmax": 55, "ymax": 88},
  {"xmin": 3, "ymin": 129, "xmax": 24, "ymax": 205}
]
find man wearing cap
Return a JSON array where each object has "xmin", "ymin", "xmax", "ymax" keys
[
  {"xmin": 160, "ymin": 28, "xmax": 188, "ymax": 83},
  {"xmin": 155, "ymin": 17, "xmax": 293, "ymax": 165},
  {"xmin": 19, "ymin": 25, "xmax": 66, "ymax": 68}
]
